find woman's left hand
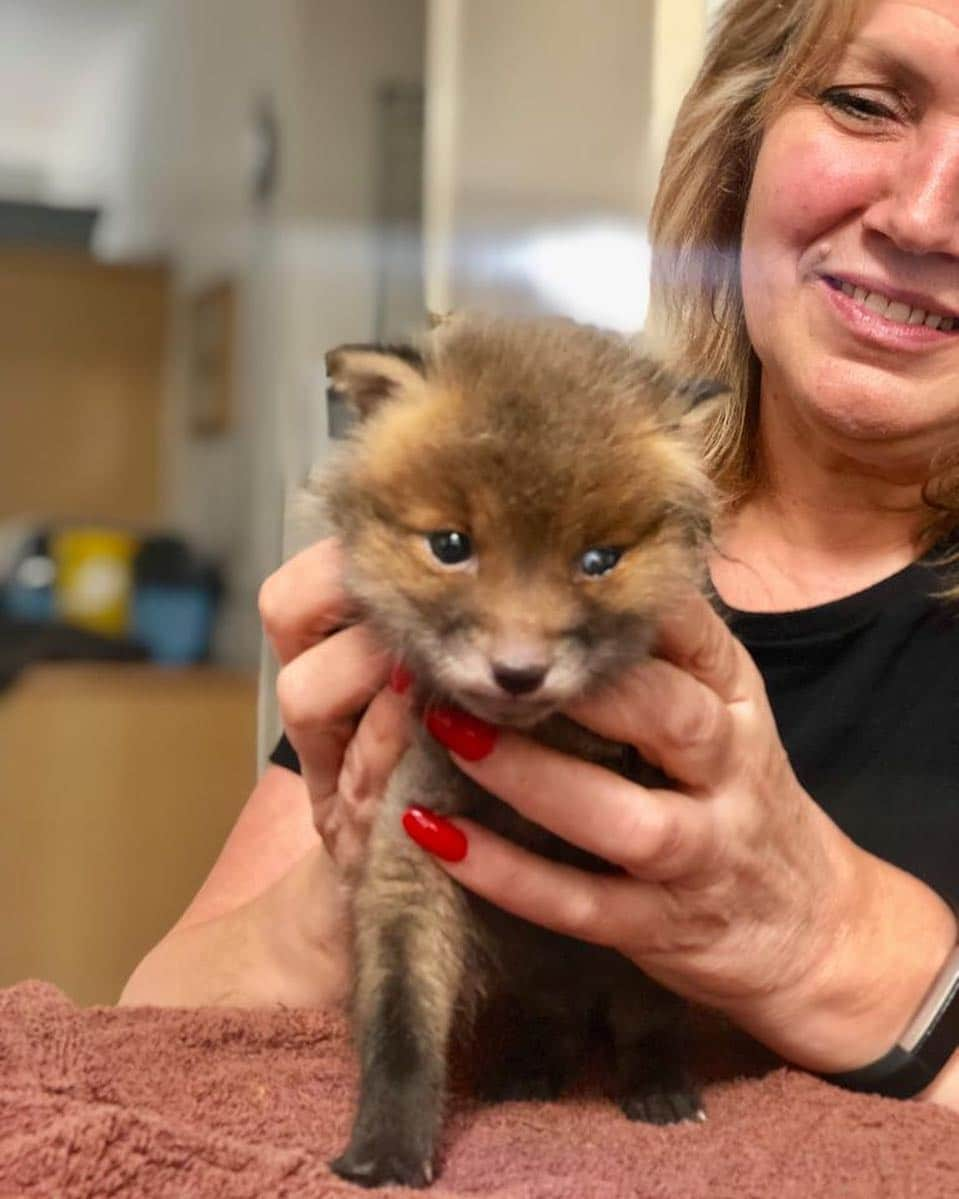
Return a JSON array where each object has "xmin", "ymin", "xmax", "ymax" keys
[{"xmin": 410, "ymin": 591, "xmax": 957, "ymax": 1074}]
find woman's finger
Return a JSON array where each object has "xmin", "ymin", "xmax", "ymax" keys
[
  {"xmin": 259, "ymin": 537, "xmax": 358, "ymax": 666},
  {"xmin": 440, "ymin": 729, "xmax": 714, "ymax": 879},
  {"xmin": 276, "ymin": 623, "xmax": 390, "ymax": 792},
  {"xmin": 565, "ymin": 657, "xmax": 735, "ymax": 789},
  {"xmin": 412, "ymin": 815, "xmax": 665, "ymax": 952},
  {"xmin": 653, "ymin": 590, "xmax": 757, "ymax": 705}
]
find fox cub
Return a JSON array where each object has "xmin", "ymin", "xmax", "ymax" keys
[{"xmin": 319, "ymin": 314, "xmax": 722, "ymax": 1188}]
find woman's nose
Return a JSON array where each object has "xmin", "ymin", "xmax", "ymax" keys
[{"xmin": 866, "ymin": 127, "xmax": 959, "ymax": 256}]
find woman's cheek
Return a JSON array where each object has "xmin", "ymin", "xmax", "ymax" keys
[{"xmin": 746, "ymin": 105, "xmax": 887, "ymax": 250}]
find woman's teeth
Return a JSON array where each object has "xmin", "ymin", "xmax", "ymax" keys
[{"xmin": 834, "ymin": 279, "xmax": 956, "ymax": 331}]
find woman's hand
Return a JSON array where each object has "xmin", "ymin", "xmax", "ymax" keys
[
  {"xmin": 260, "ymin": 537, "xmax": 412, "ymax": 876},
  {"xmin": 121, "ymin": 537, "xmax": 409, "ymax": 1009},
  {"xmin": 411, "ymin": 591, "xmax": 957, "ymax": 1076}
]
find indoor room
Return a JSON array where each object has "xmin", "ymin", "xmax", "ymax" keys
[{"xmin": 2, "ymin": 1, "xmax": 956, "ymax": 1195}]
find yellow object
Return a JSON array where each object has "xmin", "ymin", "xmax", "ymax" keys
[{"xmin": 52, "ymin": 527, "xmax": 138, "ymax": 636}]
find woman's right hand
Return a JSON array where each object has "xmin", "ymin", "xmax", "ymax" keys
[{"xmin": 258, "ymin": 537, "xmax": 413, "ymax": 876}]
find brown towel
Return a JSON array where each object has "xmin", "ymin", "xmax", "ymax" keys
[{"xmin": 1, "ymin": 980, "xmax": 957, "ymax": 1198}]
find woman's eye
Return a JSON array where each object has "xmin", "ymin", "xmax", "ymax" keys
[
  {"xmin": 426, "ymin": 530, "xmax": 473, "ymax": 567},
  {"xmin": 820, "ymin": 87, "xmax": 901, "ymax": 125},
  {"xmin": 579, "ymin": 547, "xmax": 622, "ymax": 578}
]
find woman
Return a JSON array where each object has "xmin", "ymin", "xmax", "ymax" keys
[{"xmin": 122, "ymin": 0, "xmax": 959, "ymax": 1109}]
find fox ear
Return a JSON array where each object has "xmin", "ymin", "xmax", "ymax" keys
[
  {"xmin": 325, "ymin": 343, "xmax": 426, "ymax": 418},
  {"xmin": 658, "ymin": 374, "xmax": 729, "ymax": 431},
  {"xmin": 672, "ymin": 377, "xmax": 729, "ymax": 411}
]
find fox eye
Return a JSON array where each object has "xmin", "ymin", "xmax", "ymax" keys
[
  {"xmin": 579, "ymin": 547, "xmax": 622, "ymax": 577},
  {"xmin": 427, "ymin": 530, "xmax": 473, "ymax": 567}
]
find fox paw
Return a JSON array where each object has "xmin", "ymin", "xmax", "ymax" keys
[
  {"xmin": 620, "ymin": 1085, "xmax": 706, "ymax": 1125},
  {"xmin": 330, "ymin": 1142, "xmax": 435, "ymax": 1189}
]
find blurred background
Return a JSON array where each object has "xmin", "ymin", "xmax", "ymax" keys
[{"xmin": 0, "ymin": 0, "xmax": 714, "ymax": 1004}]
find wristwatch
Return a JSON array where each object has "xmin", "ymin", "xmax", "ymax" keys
[{"xmin": 820, "ymin": 898, "xmax": 959, "ymax": 1099}]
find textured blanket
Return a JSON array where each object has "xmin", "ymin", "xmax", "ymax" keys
[{"xmin": 1, "ymin": 980, "xmax": 957, "ymax": 1197}]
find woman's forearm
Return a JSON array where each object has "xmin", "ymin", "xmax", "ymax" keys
[
  {"xmin": 119, "ymin": 765, "xmax": 345, "ymax": 1008},
  {"xmin": 727, "ymin": 841, "xmax": 957, "ymax": 1107},
  {"xmin": 119, "ymin": 840, "xmax": 351, "ymax": 1008},
  {"xmin": 176, "ymin": 764, "xmax": 318, "ymax": 930}
]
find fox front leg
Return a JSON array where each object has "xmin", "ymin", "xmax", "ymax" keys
[
  {"xmin": 607, "ymin": 983, "xmax": 704, "ymax": 1125},
  {"xmin": 331, "ymin": 871, "xmax": 470, "ymax": 1187}
]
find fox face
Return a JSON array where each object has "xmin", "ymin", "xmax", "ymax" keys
[{"xmin": 319, "ymin": 314, "xmax": 720, "ymax": 725}]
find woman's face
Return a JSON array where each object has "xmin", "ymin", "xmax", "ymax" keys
[{"xmin": 740, "ymin": 0, "xmax": 959, "ymax": 473}]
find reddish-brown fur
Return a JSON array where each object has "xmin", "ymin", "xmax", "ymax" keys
[
  {"xmin": 321, "ymin": 315, "xmax": 715, "ymax": 720},
  {"xmin": 321, "ymin": 314, "xmax": 719, "ymax": 1189}
]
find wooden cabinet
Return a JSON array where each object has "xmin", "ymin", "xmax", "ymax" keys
[
  {"xmin": 0, "ymin": 664, "xmax": 257, "ymax": 1005},
  {"xmin": 0, "ymin": 246, "xmax": 168, "ymax": 524}
]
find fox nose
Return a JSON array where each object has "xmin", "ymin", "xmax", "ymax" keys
[{"xmin": 491, "ymin": 663, "xmax": 548, "ymax": 695}]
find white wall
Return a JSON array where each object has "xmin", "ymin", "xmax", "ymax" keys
[
  {"xmin": 424, "ymin": 0, "xmax": 707, "ymax": 330},
  {"xmin": 100, "ymin": 0, "xmax": 425, "ymax": 669},
  {"xmin": 648, "ymin": 0, "xmax": 710, "ymax": 207},
  {"xmin": 0, "ymin": 0, "xmax": 144, "ymax": 205}
]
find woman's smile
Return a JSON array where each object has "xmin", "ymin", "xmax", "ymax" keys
[
  {"xmin": 817, "ymin": 271, "xmax": 959, "ymax": 352},
  {"xmin": 740, "ymin": 0, "xmax": 959, "ymax": 448}
]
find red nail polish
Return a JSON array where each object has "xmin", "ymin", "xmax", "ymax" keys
[
  {"xmin": 424, "ymin": 706, "xmax": 498, "ymax": 761},
  {"xmin": 402, "ymin": 806, "xmax": 468, "ymax": 862},
  {"xmin": 390, "ymin": 661, "xmax": 413, "ymax": 694}
]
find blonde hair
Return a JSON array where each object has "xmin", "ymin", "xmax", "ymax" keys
[{"xmin": 650, "ymin": 0, "xmax": 863, "ymax": 503}]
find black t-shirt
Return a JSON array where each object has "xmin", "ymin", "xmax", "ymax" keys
[
  {"xmin": 271, "ymin": 556, "xmax": 957, "ymax": 897},
  {"xmin": 719, "ymin": 556, "xmax": 957, "ymax": 899}
]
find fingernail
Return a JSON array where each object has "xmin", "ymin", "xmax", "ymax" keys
[
  {"xmin": 389, "ymin": 661, "xmax": 413, "ymax": 694},
  {"xmin": 402, "ymin": 805, "xmax": 468, "ymax": 862},
  {"xmin": 424, "ymin": 706, "xmax": 498, "ymax": 761}
]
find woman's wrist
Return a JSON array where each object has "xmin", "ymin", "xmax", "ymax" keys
[
  {"xmin": 175, "ymin": 765, "xmax": 320, "ymax": 931},
  {"xmin": 728, "ymin": 838, "xmax": 956, "ymax": 1078},
  {"xmin": 252, "ymin": 842, "xmax": 353, "ymax": 1009},
  {"xmin": 120, "ymin": 843, "xmax": 353, "ymax": 1009}
]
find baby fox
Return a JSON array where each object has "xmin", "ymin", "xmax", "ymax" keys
[{"xmin": 320, "ymin": 314, "xmax": 720, "ymax": 1188}]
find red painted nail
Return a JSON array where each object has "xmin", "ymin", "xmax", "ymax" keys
[
  {"xmin": 389, "ymin": 661, "xmax": 413, "ymax": 694},
  {"xmin": 402, "ymin": 806, "xmax": 468, "ymax": 862},
  {"xmin": 424, "ymin": 706, "xmax": 498, "ymax": 761}
]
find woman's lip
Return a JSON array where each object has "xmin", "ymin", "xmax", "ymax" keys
[
  {"xmin": 820, "ymin": 273, "xmax": 959, "ymax": 321},
  {"xmin": 818, "ymin": 277, "xmax": 957, "ymax": 352}
]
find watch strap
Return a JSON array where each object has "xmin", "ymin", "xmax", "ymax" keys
[{"xmin": 820, "ymin": 896, "xmax": 959, "ymax": 1099}]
